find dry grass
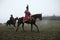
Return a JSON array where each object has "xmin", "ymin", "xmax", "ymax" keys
[{"xmin": 0, "ymin": 20, "xmax": 60, "ymax": 40}]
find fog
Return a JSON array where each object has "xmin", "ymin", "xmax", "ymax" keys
[{"xmin": 0, "ymin": 0, "xmax": 60, "ymax": 23}]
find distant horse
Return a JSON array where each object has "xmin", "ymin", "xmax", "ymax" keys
[
  {"xmin": 6, "ymin": 17, "xmax": 18, "ymax": 27},
  {"xmin": 16, "ymin": 14, "xmax": 42, "ymax": 32}
]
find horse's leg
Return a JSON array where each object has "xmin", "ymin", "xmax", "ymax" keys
[
  {"xmin": 6, "ymin": 23, "xmax": 8, "ymax": 26},
  {"xmin": 31, "ymin": 24, "xmax": 33, "ymax": 32},
  {"xmin": 34, "ymin": 23, "xmax": 39, "ymax": 32},
  {"xmin": 13, "ymin": 24, "xmax": 16, "ymax": 27},
  {"xmin": 16, "ymin": 23, "xmax": 21, "ymax": 32},
  {"xmin": 22, "ymin": 23, "xmax": 24, "ymax": 31},
  {"xmin": 8, "ymin": 23, "xmax": 11, "ymax": 26}
]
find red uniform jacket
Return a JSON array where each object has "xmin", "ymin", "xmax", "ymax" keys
[
  {"xmin": 25, "ymin": 11, "xmax": 31, "ymax": 16},
  {"xmin": 23, "ymin": 11, "xmax": 31, "ymax": 21}
]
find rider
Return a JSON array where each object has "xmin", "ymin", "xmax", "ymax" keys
[
  {"xmin": 10, "ymin": 14, "xmax": 14, "ymax": 22},
  {"xmin": 23, "ymin": 5, "xmax": 32, "ymax": 22}
]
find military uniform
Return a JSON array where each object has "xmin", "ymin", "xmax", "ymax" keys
[{"xmin": 23, "ymin": 5, "xmax": 31, "ymax": 22}]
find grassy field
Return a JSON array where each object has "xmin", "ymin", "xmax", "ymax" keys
[{"xmin": 0, "ymin": 20, "xmax": 60, "ymax": 40}]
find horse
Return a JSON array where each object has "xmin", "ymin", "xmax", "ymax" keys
[
  {"xmin": 16, "ymin": 14, "xmax": 42, "ymax": 32},
  {"xmin": 6, "ymin": 17, "xmax": 18, "ymax": 27}
]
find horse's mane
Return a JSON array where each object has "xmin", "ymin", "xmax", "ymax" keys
[
  {"xmin": 32, "ymin": 14, "xmax": 42, "ymax": 16},
  {"xmin": 31, "ymin": 14, "xmax": 42, "ymax": 18}
]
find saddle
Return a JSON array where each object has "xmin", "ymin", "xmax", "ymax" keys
[{"xmin": 23, "ymin": 16, "xmax": 32, "ymax": 22}]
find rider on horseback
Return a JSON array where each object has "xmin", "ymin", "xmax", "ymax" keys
[
  {"xmin": 10, "ymin": 14, "xmax": 14, "ymax": 22},
  {"xmin": 23, "ymin": 5, "xmax": 32, "ymax": 22}
]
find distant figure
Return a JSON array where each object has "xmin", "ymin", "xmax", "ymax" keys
[
  {"xmin": 23, "ymin": 5, "xmax": 32, "ymax": 22},
  {"xmin": 10, "ymin": 14, "xmax": 14, "ymax": 22}
]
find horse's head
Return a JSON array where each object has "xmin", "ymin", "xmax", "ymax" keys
[
  {"xmin": 32, "ymin": 14, "xmax": 42, "ymax": 21},
  {"xmin": 38, "ymin": 14, "xmax": 42, "ymax": 20}
]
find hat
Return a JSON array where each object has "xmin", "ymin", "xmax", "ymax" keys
[
  {"xmin": 11, "ymin": 14, "xmax": 13, "ymax": 16},
  {"xmin": 26, "ymin": 5, "xmax": 29, "ymax": 9}
]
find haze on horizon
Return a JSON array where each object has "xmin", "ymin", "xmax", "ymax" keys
[{"xmin": 0, "ymin": 0, "xmax": 60, "ymax": 23}]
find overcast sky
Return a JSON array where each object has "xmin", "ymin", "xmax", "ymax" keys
[{"xmin": 0, "ymin": 0, "xmax": 60, "ymax": 23}]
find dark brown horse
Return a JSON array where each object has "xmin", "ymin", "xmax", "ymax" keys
[
  {"xmin": 6, "ymin": 17, "xmax": 18, "ymax": 27},
  {"xmin": 16, "ymin": 14, "xmax": 42, "ymax": 32}
]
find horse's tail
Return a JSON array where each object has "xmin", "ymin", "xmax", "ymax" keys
[
  {"xmin": 6, "ymin": 21, "xmax": 8, "ymax": 26},
  {"xmin": 6, "ymin": 20, "xmax": 10, "ymax": 26},
  {"xmin": 40, "ymin": 14, "xmax": 42, "ymax": 20}
]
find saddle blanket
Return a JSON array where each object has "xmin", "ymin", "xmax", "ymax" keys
[{"xmin": 23, "ymin": 17, "xmax": 29, "ymax": 22}]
